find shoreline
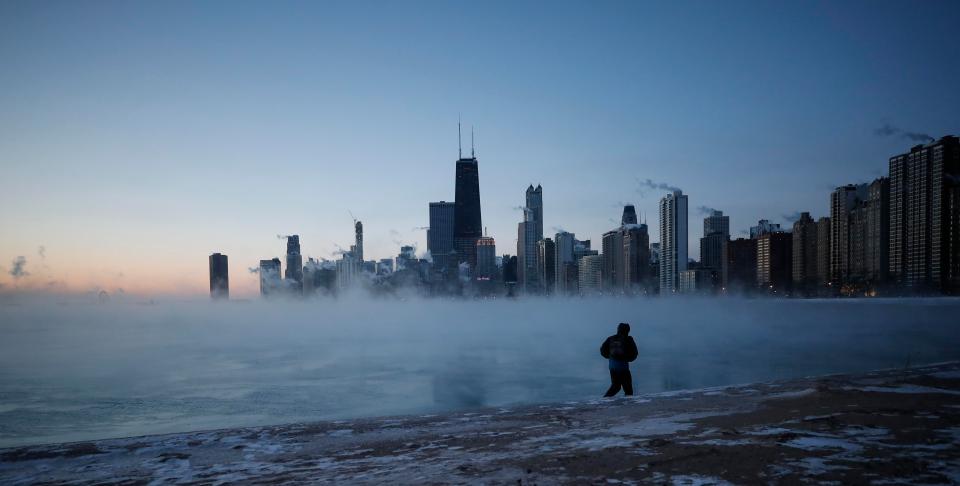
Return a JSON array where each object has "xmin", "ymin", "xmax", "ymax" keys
[{"xmin": 2, "ymin": 363, "xmax": 959, "ymax": 484}]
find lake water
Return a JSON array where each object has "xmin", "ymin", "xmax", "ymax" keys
[{"xmin": 1, "ymin": 297, "xmax": 958, "ymax": 447}]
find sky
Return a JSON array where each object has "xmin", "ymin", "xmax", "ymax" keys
[{"xmin": 1, "ymin": 0, "xmax": 959, "ymax": 297}]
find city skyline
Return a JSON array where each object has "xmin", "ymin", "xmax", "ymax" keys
[{"xmin": 2, "ymin": 1, "xmax": 960, "ymax": 297}]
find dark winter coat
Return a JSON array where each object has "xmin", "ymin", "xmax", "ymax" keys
[{"xmin": 600, "ymin": 334, "xmax": 639, "ymax": 370}]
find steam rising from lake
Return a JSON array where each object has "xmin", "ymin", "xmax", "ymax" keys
[{"xmin": 1, "ymin": 297, "xmax": 959, "ymax": 447}]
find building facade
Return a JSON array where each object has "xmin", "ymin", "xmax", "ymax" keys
[
  {"xmin": 454, "ymin": 154, "xmax": 482, "ymax": 270},
  {"xmin": 791, "ymin": 212, "xmax": 818, "ymax": 293},
  {"xmin": 722, "ymin": 238, "xmax": 757, "ymax": 293},
  {"xmin": 578, "ymin": 255, "xmax": 603, "ymax": 295},
  {"xmin": 659, "ymin": 190, "xmax": 688, "ymax": 294},
  {"xmin": 757, "ymin": 232, "xmax": 793, "ymax": 294},
  {"xmin": 209, "ymin": 252, "xmax": 229, "ymax": 299},
  {"xmin": 536, "ymin": 237, "xmax": 555, "ymax": 293},
  {"xmin": 428, "ymin": 201, "xmax": 455, "ymax": 267}
]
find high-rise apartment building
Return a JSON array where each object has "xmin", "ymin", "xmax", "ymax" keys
[
  {"xmin": 209, "ymin": 252, "xmax": 229, "ymax": 299},
  {"xmin": 791, "ymin": 212, "xmax": 818, "ymax": 293},
  {"xmin": 848, "ymin": 178, "xmax": 889, "ymax": 287},
  {"xmin": 516, "ymin": 185, "xmax": 544, "ymax": 292},
  {"xmin": 659, "ymin": 190, "xmax": 688, "ymax": 294},
  {"xmin": 889, "ymin": 136, "xmax": 960, "ymax": 293},
  {"xmin": 601, "ymin": 229, "xmax": 624, "ymax": 291},
  {"xmin": 757, "ymin": 232, "xmax": 793, "ymax": 294},
  {"xmin": 722, "ymin": 238, "xmax": 757, "ymax": 293},
  {"xmin": 554, "ymin": 231, "xmax": 577, "ymax": 294},
  {"xmin": 428, "ymin": 201, "xmax": 455, "ymax": 256},
  {"xmin": 623, "ymin": 223, "xmax": 650, "ymax": 292},
  {"xmin": 816, "ymin": 217, "xmax": 832, "ymax": 287},
  {"xmin": 750, "ymin": 219, "xmax": 781, "ymax": 239},
  {"xmin": 352, "ymin": 222, "xmax": 363, "ymax": 263},
  {"xmin": 830, "ymin": 184, "xmax": 867, "ymax": 283}
]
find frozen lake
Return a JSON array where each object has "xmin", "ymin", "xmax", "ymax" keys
[{"xmin": 1, "ymin": 297, "xmax": 959, "ymax": 448}]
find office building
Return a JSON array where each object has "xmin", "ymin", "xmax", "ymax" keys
[
  {"xmin": 601, "ymin": 229, "xmax": 624, "ymax": 291},
  {"xmin": 623, "ymin": 223, "xmax": 650, "ymax": 292},
  {"xmin": 757, "ymin": 232, "xmax": 793, "ymax": 294},
  {"xmin": 578, "ymin": 255, "xmax": 603, "ymax": 295},
  {"xmin": 285, "ymin": 235, "xmax": 303, "ymax": 293},
  {"xmin": 621, "ymin": 204, "xmax": 638, "ymax": 225},
  {"xmin": 428, "ymin": 201, "xmax": 456, "ymax": 267},
  {"xmin": 453, "ymin": 129, "xmax": 483, "ymax": 270},
  {"xmin": 791, "ymin": 212, "xmax": 818, "ymax": 293},
  {"xmin": 350, "ymin": 222, "xmax": 363, "ymax": 263},
  {"xmin": 476, "ymin": 236, "xmax": 497, "ymax": 279},
  {"xmin": 659, "ymin": 190, "xmax": 688, "ymax": 293},
  {"xmin": 336, "ymin": 253, "xmax": 360, "ymax": 290},
  {"xmin": 700, "ymin": 210, "xmax": 729, "ymax": 272},
  {"xmin": 537, "ymin": 237, "xmax": 555, "ymax": 293},
  {"xmin": 889, "ymin": 136, "xmax": 960, "ymax": 293},
  {"xmin": 303, "ymin": 258, "xmax": 336, "ymax": 296},
  {"xmin": 554, "ymin": 231, "xmax": 577, "ymax": 294},
  {"xmin": 208, "ymin": 252, "xmax": 229, "ymax": 299},
  {"xmin": 259, "ymin": 258, "xmax": 282, "ymax": 297}
]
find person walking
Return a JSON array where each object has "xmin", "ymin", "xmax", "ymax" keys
[{"xmin": 600, "ymin": 322, "xmax": 639, "ymax": 397}]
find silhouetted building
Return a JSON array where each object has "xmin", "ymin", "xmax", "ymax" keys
[
  {"xmin": 259, "ymin": 258, "xmax": 282, "ymax": 297},
  {"xmin": 830, "ymin": 183, "xmax": 867, "ymax": 283},
  {"xmin": 303, "ymin": 258, "xmax": 336, "ymax": 297},
  {"xmin": 722, "ymin": 238, "xmax": 757, "ymax": 293},
  {"xmin": 377, "ymin": 259, "xmax": 394, "ymax": 274},
  {"xmin": 428, "ymin": 201, "xmax": 456, "ymax": 268},
  {"xmin": 757, "ymin": 232, "xmax": 792, "ymax": 294},
  {"xmin": 476, "ymin": 236, "xmax": 497, "ymax": 279},
  {"xmin": 700, "ymin": 210, "xmax": 729, "ymax": 272},
  {"xmin": 848, "ymin": 178, "xmax": 889, "ymax": 291},
  {"xmin": 621, "ymin": 204, "xmax": 638, "ymax": 225},
  {"xmin": 351, "ymin": 222, "xmax": 363, "ymax": 263},
  {"xmin": 679, "ymin": 268, "xmax": 716, "ymax": 294},
  {"xmin": 517, "ymin": 185, "xmax": 543, "ymax": 293},
  {"xmin": 750, "ymin": 219, "xmax": 781, "ymax": 239},
  {"xmin": 208, "ymin": 253, "xmax": 229, "ymax": 299},
  {"xmin": 792, "ymin": 212, "xmax": 818, "ymax": 293},
  {"xmin": 454, "ymin": 136, "xmax": 482, "ymax": 270},
  {"xmin": 579, "ymin": 255, "xmax": 603, "ymax": 295},
  {"xmin": 601, "ymin": 229, "xmax": 624, "ymax": 291},
  {"xmin": 817, "ymin": 217, "xmax": 832, "ymax": 287},
  {"xmin": 536, "ymin": 237, "xmax": 555, "ymax": 293},
  {"xmin": 554, "ymin": 231, "xmax": 579, "ymax": 294},
  {"xmin": 285, "ymin": 235, "xmax": 303, "ymax": 294},
  {"xmin": 623, "ymin": 223, "xmax": 650, "ymax": 292},
  {"xmin": 889, "ymin": 136, "xmax": 960, "ymax": 294},
  {"xmin": 659, "ymin": 190, "xmax": 688, "ymax": 294},
  {"xmin": 336, "ymin": 252, "xmax": 360, "ymax": 290}
]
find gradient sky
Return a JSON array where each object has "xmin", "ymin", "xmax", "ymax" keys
[{"xmin": 2, "ymin": 0, "xmax": 959, "ymax": 297}]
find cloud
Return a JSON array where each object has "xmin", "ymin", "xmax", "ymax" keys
[
  {"xmin": 635, "ymin": 178, "xmax": 681, "ymax": 197},
  {"xmin": 696, "ymin": 205, "xmax": 719, "ymax": 215},
  {"xmin": 873, "ymin": 123, "xmax": 933, "ymax": 143},
  {"xmin": 248, "ymin": 267, "xmax": 260, "ymax": 274},
  {"xmin": 9, "ymin": 256, "xmax": 29, "ymax": 279},
  {"xmin": 38, "ymin": 246, "xmax": 46, "ymax": 260},
  {"xmin": 781, "ymin": 211, "xmax": 803, "ymax": 223},
  {"xmin": 277, "ymin": 234, "xmax": 292, "ymax": 240}
]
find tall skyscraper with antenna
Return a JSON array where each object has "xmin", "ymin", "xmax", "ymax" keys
[{"xmin": 454, "ymin": 121, "xmax": 483, "ymax": 270}]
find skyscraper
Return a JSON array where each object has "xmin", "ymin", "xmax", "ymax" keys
[
  {"xmin": 352, "ymin": 221, "xmax": 364, "ymax": 263},
  {"xmin": 749, "ymin": 219, "xmax": 782, "ymax": 239},
  {"xmin": 476, "ymin": 236, "xmax": 497, "ymax": 279},
  {"xmin": 285, "ymin": 235, "xmax": 303, "ymax": 293},
  {"xmin": 621, "ymin": 205, "xmax": 638, "ymax": 225},
  {"xmin": 517, "ymin": 185, "xmax": 543, "ymax": 293},
  {"xmin": 259, "ymin": 258, "xmax": 281, "ymax": 297},
  {"xmin": 817, "ymin": 217, "xmax": 832, "ymax": 287},
  {"xmin": 848, "ymin": 178, "xmax": 889, "ymax": 288},
  {"xmin": 601, "ymin": 229, "xmax": 623, "ymax": 291},
  {"xmin": 208, "ymin": 252, "xmax": 229, "ymax": 299},
  {"xmin": 830, "ymin": 184, "xmax": 867, "ymax": 283},
  {"xmin": 700, "ymin": 210, "xmax": 729, "ymax": 272},
  {"xmin": 722, "ymin": 238, "xmax": 757, "ymax": 293},
  {"xmin": 889, "ymin": 136, "xmax": 960, "ymax": 293},
  {"xmin": 791, "ymin": 212, "xmax": 818, "ymax": 293},
  {"xmin": 622, "ymin": 223, "xmax": 650, "ymax": 292},
  {"xmin": 659, "ymin": 190, "xmax": 688, "ymax": 294},
  {"xmin": 453, "ymin": 126, "xmax": 482, "ymax": 270},
  {"xmin": 428, "ymin": 201, "xmax": 455, "ymax": 267},
  {"xmin": 757, "ymin": 232, "xmax": 792, "ymax": 294},
  {"xmin": 537, "ymin": 237, "xmax": 555, "ymax": 293},
  {"xmin": 554, "ymin": 231, "xmax": 577, "ymax": 294},
  {"xmin": 526, "ymin": 184, "xmax": 543, "ymax": 243},
  {"xmin": 578, "ymin": 255, "xmax": 603, "ymax": 295}
]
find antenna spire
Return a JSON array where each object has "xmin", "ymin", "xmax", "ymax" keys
[
  {"xmin": 471, "ymin": 125, "xmax": 475, "ymax": 158},
  {"xmin": 458, "ymin": 115, "xmax": 462, "ymax": 159}
]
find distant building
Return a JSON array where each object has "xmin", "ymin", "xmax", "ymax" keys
[
  {"xmin": 601, "ymin": 229, "xmax": 624, "ymax": 291},
  {"xmin": 889, "ymin": 136, "xmax": 960, "ymax": 294},
  {"xmin": 554, "ymin": 231, "xmax": 579, "ymax": 295},
  {"xmin": 377, "ymin": 258, "xmax": 394, "ymax": 274},
  {"xmin": 623, "ymin": 223, "xmax": 650, "ymax": 292},
  {"xmin": 700, "ymin": 210, "xmax": 729, "ymax": 272},
  {"xmin": 428, "ymin": 201, "xmax": 455, "ymax": 268},
  {"xmin": 303, "ymin": 258, "xmax": 336, "ymax": 296},
  {"xmin": 749, "ymin": 219, "xmax": 781, "ymax": 239},
  {"xmin": 679, "ymin": 268, "xmax": 716, "ymax": 294},
  {"xmin": 578, "ymin": 255, "xmax": 603, "ymax": 295},
  {"xmin": 350, "ymin": 222, "xmax": 363, "ymax": 263},
  {"xmin": 285, "ymin": 235, "xmax": 303, "ymax": 294},
  {"xmin": 454, "ymin": 148, "xmax": 483, "ymax": 270},
  {"xmin": 396, "ymin": 246, "xmax": 417, "ymax": 271},
  {"xmin": 208, "ymin": 253, "xmax": 229, "ymax": 299},
  {"xmin": 659, "ymin": 190, "xmax": 688, "ymax": 294},
  {"xmin": 537, "ymin": 237, "xmax": 555, "ymax": 293},
  {"xmin": 848, "ymin": 178, "xmax": 889, "ymax": 290},
  {"xmin": 476, "ymin": 236, "xmax": 497, "ymax": 279},
  {"xmin": 791, "ymin": 212, "xmax": 818, "ymax": 293},
  {"xmin": 816, "ymin": 217, "xmax": 832, "ymax": 287},
  {"xmin": 722, "ymin": 238, "xmax": 757, "ymax": 293},
  {"xmin": 830, "ymin": 184, "xmax": 867, "ymax": 283},
  {"xmin": 517, "ymin": 185, "xmax": 544, "ymax": 293},
  {"xmin": 757, "ymin": 232, "xmax": 792, "ymax": 294},
  {"xmin": 336, "ymin": 252, "xmax": 361, "ymax": 290},
  {"xmin": 259, "ymin": 258, "xmax": 282, "ymax": 297},
  {"xmin": 622, "ymin": 204, "xmax": 638, "ymax": 225}
]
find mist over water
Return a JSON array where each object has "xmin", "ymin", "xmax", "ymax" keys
[{"xmin": 1, "ymin": 297, "xmax": 959, "ymax": 448}]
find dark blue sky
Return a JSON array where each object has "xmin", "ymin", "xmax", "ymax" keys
[{"xmin": 1, "ymin": 0, "xmax": 958, "ymax": 295}]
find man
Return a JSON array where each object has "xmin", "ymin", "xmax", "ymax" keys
[{"xmin": 600, "ymin": 322, "xmax": 639, "ymax": 397}]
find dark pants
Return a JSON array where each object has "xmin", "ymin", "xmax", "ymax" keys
[{"xmin": 604, "ymin": 368, "xmax": 633, "ymax": 397}]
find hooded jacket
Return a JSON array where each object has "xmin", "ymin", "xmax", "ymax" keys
[{"xmin": 600, "ymin": 328, "xmax": 639, "ymax": 370}]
